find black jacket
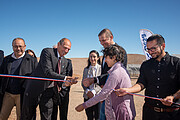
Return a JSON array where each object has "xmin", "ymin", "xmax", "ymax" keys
[
  {"xmin": 0, "ymin": 53, "xmax": 38, "ymax": 94},
  {"xmin": 24, "ymin": 48, "xmax": 73, "ymax": 100}
]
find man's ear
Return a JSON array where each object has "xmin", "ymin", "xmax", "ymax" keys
[
  {"xmin": 110, "ymin": 35, "xmax": 113, "ymax": 40},
  {"xmin": 57, "ymin": 42, "xmax": 60, "ymax": 47},
  {"xmin": 162, "ymin": 43, "xmax": 165, "ymax": 50}
]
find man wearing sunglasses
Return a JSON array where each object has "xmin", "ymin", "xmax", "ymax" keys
[{"xmin": 116, "ymin": 34, "xmax": 180, "ymax": 120}]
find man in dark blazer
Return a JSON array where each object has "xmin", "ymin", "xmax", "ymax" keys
[
  {"xmin": 0, "ymin": 38, "xmax": 38, "ymax": 120},
  {"xmin": 83, "ymin": 28, "xmax": 127, "ymax": 120},
  {"xmin": 21, "ymin": 38, "xmax": 78, "ymax": 120},
  {"xmin": 0, "ymin": 50, "xmax": 4, "ymax": 67},
  {"xmin": 52, "ymin": 58, "xmax": 73, "ymax": 120},
  {"xmin": 0, "ymin": 50, "xmax": 4, "ymax": 109}
]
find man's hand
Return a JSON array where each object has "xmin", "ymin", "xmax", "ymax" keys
[
  {"xmin": 64, "ymin": 80, "xmax": 72, "ymax": 87},
  {"xmin": 66, "ymin": 76, "xmax": 79, "ymax": 86},
  {"xmin": 114, "ymin": 88, "xmax": 129, "ymax": 96},
  {"xmin": 87, "ymin": 91, "xmax": 94, "ymax": 98},
  {"xmin": 161, "ymin": 96, "xmax": 174, "ymax": 106},
  {"xmin": 75, "ymin": 104, "xmax": 85, "ymax": 112},
  {"xmin": 71, "ymin": 77, "xmax": 78, "ymax": 84},
  {"xmin": 83, "ymin": 78, "xmax": 94, "ymax": 87}
]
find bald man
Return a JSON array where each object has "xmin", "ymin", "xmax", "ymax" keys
[{"xmin": 21, "ymin": 38, "xmax": 77, "ymax": 120}]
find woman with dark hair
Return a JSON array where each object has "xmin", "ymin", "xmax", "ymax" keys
[
  {"xmin": 81, "ymin": 50, "xmax": 102, "ymax": 120},
  {"xmin": 26, "ymin": 49, "xmax": 37, "ymax": 58},
  {"xmin": 76, "ymin": 45, "xmax": 136, "ymax": 120}
]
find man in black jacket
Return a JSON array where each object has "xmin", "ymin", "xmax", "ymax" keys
[
  {"xmin": 0, "ymin": 50, "xmax": 4, "ymax": 67},
  {"xmin": 116, "ymin": 34, "xmax": 180, "ymax": 120},
  {"xmin": 0, "ymin": 50, "xmax": 4, "ymax": 109},
  {"xmin": 0, "ymin": 38, "xmax": 38, "ymax": 120}
]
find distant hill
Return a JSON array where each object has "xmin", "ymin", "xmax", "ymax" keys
[
  {"xmin": 173, "ymin": 54, "xmax": 180, "ymax": 58},
  {"xmin": 69, "ymin": 54, "xmax": 146, "ymax": 76},
  {"xmin": 127, "ymin": 54, "xmax": 146, "ymax": 64},
  {"xmin": 36, "ymin": 54, "xmax": 179, "ymax": 76}
]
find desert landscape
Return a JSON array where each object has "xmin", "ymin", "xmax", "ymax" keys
[{"xmin": 9, "ymin": 54, "xmax": 147, "ymax": 120}]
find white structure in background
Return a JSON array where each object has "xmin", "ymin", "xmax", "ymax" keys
[{"xmin": 139, "ymin": 29, "xmax": 153, "ymax": 60}]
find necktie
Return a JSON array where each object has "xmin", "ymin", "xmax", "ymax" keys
[
  {"xmin": 57, "ymin": 57, "xmax": 61, "ymax": 74},
  {"xmin": 55, "ymin": 57, "xmax": 61, "ymax": 86}
]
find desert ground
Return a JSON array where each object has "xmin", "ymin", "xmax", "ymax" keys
[{"xmin": 9, "ymin": 54, "xmax": 146, "ymax": 120}]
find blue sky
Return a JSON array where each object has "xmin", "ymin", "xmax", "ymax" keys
[{"xmin": 0, "ymin": 0, "xmax": 180, "ymax": 58}]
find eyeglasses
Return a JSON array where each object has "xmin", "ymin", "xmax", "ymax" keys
[
  {"xmin": 99, "ymin": 37, "xmax": 110, "ymax": 42},
  {"xmin": 145, "ymin": 44, "xmax": 159, "ymax": 52},
  {"xmin": 13, "ymin": 45, "xmax": 25, "ymax": 49}
]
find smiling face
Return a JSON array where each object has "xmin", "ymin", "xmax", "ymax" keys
[
  {"xmin": 99, "ymin": 33, "xmax": 113, "ymax": 48},
  {"xmin": 57, "ymin": 39, "xmax": 71, "ymax": 57},
  {"xmin": 105, "ymin": 55, "xmax": 117, "ymax": 67},
  {"xmin": 12, "ymin": 39, "xmax": 26, "ymax": 58},
  {"xmin": 146, "ymin": 39, "xmax": 165, "ymax": 61},
  {"xmin": 89, "ymin": 52, "xmax": 99, "ymax": 66}
]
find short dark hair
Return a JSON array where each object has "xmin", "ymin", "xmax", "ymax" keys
[
  {"xmin": 102, "ymin": 44, "xmax": 124, "ymax": 63},
  {"xmin": 86, "ymin": 50, "xmax": 101, "ymax": 68},
  {"xmin": 12, "ymin": 38, "xmax": 25, "ymax": 45},
  {"xmin": 26, "ymin": 49, "xmax": 37, "ymax": 58},
  {"xmin": 147, "ymin": 34, "xmax": 165, "ymax": 46},
  {"xmin": 98, "ymin": 28, "xmax": 113, "ymax": 38}
]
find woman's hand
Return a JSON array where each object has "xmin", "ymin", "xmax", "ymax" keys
[
  {"xmin": 87, "ymin": 91, "xmax": 94, "ymax": 98},
  {"xmin": 114, "ymin": 88, "xmax": 129, "ymax": 96},
  {"xmin": 75, "ymin": 104, "xmax": 85, "ymax": 112}
]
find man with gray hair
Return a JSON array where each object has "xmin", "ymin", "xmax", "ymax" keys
[{"xmin": 0, "ymin": 38, "xmax": 38, "ymax": 120}]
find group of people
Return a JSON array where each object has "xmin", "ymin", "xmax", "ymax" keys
[
  {"xmin": 0, "ymin": 38, "xmax": 77, "ymax": 120},
  {"xmin": 0, "ymin": 28, "xmax": 179, "ymax": 120},
  {"xmin": 76, "ymin": 31, "xmax": 180, "ymax": 120}
]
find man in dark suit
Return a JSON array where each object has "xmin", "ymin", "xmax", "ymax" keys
[
  {"xmin": 21, "ymin": 38, "xmax": 78, "ymax": 120},
  {"xmin": 0, "ymin": 50, "xmax": 4, "ymax": 109},
  {"xmin": 83, "ymin": 28, "xmax": 127, "ymax": 120},
  {"xmin": 0, "ymin": 38, "xmax": 38, "ymax": 120},
  {"xmin": 52, "ymin": 58, "xmax": 73, "ymax": 120},
  {"xmin": 0, "ymin": 50, "xmax": 4, "ymax": 67}
]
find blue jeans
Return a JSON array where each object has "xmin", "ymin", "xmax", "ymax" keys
[{"xmin": 100, "ymin": 101, "xmax": 106, "ymax": 120}]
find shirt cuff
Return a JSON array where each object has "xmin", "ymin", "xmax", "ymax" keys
[
  {"xmin": 64, "ymin": 76, "xmax": 67, "ymax": 80},
  {"xmin": 94, "ymin": 77, "xmax": 99, "ymax": 84},
  {"xmin": 61, "ymin": 76, "xmax": 67, "ymax": 89},
  {"xmin": 85, "ymin": 89, "xmax": 90, "ymax": 94},
  {"xmin": 91, "ymin": 89, "xmax": 96, "ymax": 96}
]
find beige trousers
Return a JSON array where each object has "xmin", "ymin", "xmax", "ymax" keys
[{"xmin": 0, "ymin": 92, "xmax": 20, "ymax": 120}]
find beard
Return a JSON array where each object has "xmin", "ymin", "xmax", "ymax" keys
[{"xmin": 154, "ymin": 49, "xmax": 163, "ymax": 60}]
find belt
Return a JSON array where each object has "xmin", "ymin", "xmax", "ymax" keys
[{"xmin": 146, "ymin": 103, "xmax": 179, "ymax": 112}]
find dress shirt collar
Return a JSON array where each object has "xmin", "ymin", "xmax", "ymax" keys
[
  {"xmin": 11, "ymin": 52, "xmax": 25, "ymax": 59},
  {"xmin": 57, "ymin": 51, "xmax": 62, "ymax": 59},
  {"xmin": 108, "ymin": 61, "xmax": 121, "ymax": 74},
  {"xmin": 89, "ymin": 64, "xmax": 98, "ymax": 70},
  {"xmin": 151, "ymin": 52, "xmax": 169, "ymax": 62}
]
